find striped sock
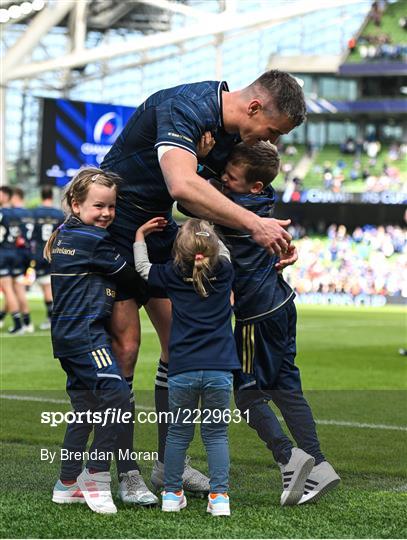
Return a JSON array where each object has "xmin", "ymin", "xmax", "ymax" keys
[{"xmin": 155, "ymin": 360, "xmax": 168, "ymax": 463}]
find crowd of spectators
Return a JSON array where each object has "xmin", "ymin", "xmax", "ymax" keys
[
  {"xmin": 283, "ymin": 224, "xmax": 406, "ymax": 298},
  {"xmin": 311, "ymin": 139, "xmax": 406, "ymax": 193}
]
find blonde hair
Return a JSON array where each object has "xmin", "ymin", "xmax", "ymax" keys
[
  {"xmin": 173, "ymin": 219, "xmax": 220, "ymax": 298},
  {"xmin": 44, "ymin": 167, "xmax": 121, "ymax": 262}
]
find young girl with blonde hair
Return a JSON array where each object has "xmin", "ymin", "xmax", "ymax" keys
[
  {"xmin": 134, "ymin": 217, "xmax": 240, "ymax": 516},
  {"xmin": 45, "ymin": 167, "xmax": 156, "ymax": 514}
]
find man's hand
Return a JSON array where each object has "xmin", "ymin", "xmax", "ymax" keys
[
  {"xmin": 196, "ymin": 131, "xmax": 215, "ymax": 159},
  {"xmin": 135, "ymin": 217, "xmax": 167, "ymax": 242},
  {"xmin": 275, "ymin": 244, "xmax": 298, "ymax": 270},
  {"xmin": 250, "ymin": 218, "xmax": 292, "ymax": 257}
]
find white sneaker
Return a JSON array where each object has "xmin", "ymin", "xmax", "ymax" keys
[
  {"xmin": 279, "ymin": 448, "xmax": 315, "ymax": 506},
  {"xmin": 162, "ymin": 490, "xmax": 187, "ymax": 512},
  {"xmin": 207, "ymin": 493, "xmax": 230, "ymax": 516},
  {"xmin": 52, "ymin": 479, "xmax": 85, "ymax": 504},
  {"xmin": 298, "ymin": 461, "xmax": 341, "ymax": 505},
  {"xmin": 39, "ymin": 319, "xmax": 51, "ymax": 330},
  {"xmin": 24, "ymin": 323, "xmax": 34, "ymax": 333},
  {"xmin": 76, "ymin": 469, "xmax": 117, "ymax": 514},
  {"xmin": 118, "ymin": 470, "xmax": 158, "ymax": 506}
]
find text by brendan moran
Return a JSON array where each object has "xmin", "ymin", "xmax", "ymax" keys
[{"xmin": 40, "ymin": 448, "xmax": 158, "ymax": 464}]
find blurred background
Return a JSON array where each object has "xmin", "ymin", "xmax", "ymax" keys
[{"xmin": 1, "ymin": 0, "xmax": 406, "ymax": 308}]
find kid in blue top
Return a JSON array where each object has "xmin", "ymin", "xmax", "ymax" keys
[
  {"xmin": 216, "ymin": 141, "xmax": 341, "ymax": 507},
  {"xmin": 134, "ymin": 218, "xmax": 240, "ymax": 516},
  {"xmin": 44, "ymin": 167, "xmax": 156, "ymax": 515}
]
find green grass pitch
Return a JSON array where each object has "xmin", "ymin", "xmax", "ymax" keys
[{"xmin": 1, "ymin": 300, "xmax": 406, "ymax": 538}]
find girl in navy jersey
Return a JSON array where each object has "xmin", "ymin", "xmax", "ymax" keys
[
  {"xmin": 134, "ymin": 217, "xmax": 240, "ymax": 516},
  {"xmin": 44, "ymin": 167, "xmax": 156, "ymax": 514}
]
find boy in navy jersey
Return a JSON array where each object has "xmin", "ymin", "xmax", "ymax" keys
[
  {"xmin": 217, "ymin": 142, "xmax": 341, "ymax": 506},
  {"xmin": 31, "ymin": 186, "xmax": 64, "ymax": 329},
  {"xmin": 45, "ymin": 168, "xmax": 157, "ymax": 514}
]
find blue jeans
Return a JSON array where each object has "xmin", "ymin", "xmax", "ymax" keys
[{"xmin": 164, "ymin": 370, "xmax": 233, "ymax": 493}]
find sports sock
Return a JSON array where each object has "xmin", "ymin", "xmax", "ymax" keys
[
  {"xmin": 60, "ymin": 479, "xmax": 77, "ymax": 486},
  {"xmin": 155, "ymin": 359, "xmax": 169, "ymax": 463},
  {"xmin": 11, "ymin": 312, "xmax": 22, "ymax": 330},
  {"xmin": 115, "ymin": 374, "xmax": 140, "ymax": 477},
  {"xmin": 22, "ymin": 312, "xmax": 31, "ymax": 326},
  {"xmin": 0, "ymin": 310, "xmax": 6, "ymax": 321},
  {"xmin": 45, "ymin": 301, "xmax": 53, "ymax": 319}
]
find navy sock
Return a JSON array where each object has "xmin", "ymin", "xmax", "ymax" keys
[
  {"xmin": 45, "ymin": 301, "xmax": 53, "ymax": 319},
  {"xmin": 23, "ymin": 313, "xmax": 31, "ymax": 326},
  {"xmin": 115, "ymin": 375, "xmax": 139, "ymax": 478},
  {"xmin": 11, "ymin": 312, "xmax": 22, "ymax": 330},
  {"xmin": 0, "ymin": 311, "xmax": 6, "ymax": 321},
  {"xmin": 155, "ymin": 360, "xmax": 169, "ymax": 463}
]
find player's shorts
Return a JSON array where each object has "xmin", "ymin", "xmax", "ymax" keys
[
  {"xmin": 108, "ymin": 203, "xmax": 179, "ymax": 302},
  {"xmin": 58, "ymin": 346, "xmax": 131, "ymax": 410},
  {"xmin": 0, "ymin": 249, "xmax": 14, "ymax": 277},
  {"xmin": 31, "ymin": 254, "xmax": 51, "ymax": 284},
  {"xmin": 233, "ymin": 300, "xmax": 300, "ymax": 392},
  {"xmin": 32, "ymin": 254, "xmax": 51, "ymax": 278},
  {"xmin": 10, "ymin": 249, "xmax": 30, "ymax": 278}
]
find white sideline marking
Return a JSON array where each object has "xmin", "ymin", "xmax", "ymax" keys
[
  {"xmin": 1, "ymin": 394, "xmax": 406, "ymax": 431},
  {"xmin": 0, "ymin": 394, "xmax": 154, "ymax": 411},
  {"xmin": 1, "ymin": 328, "xmax": 156, "ymax": 338}
]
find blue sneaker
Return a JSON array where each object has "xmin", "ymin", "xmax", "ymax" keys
[
  {"xmin": 207, "ymin": 493, "xmax": 230, "ymax": 516},
  {"xmin": 52, "ymin": 479, "xmax": 85, "ymax": 504},
  {"xmin": 162, "ymin": 490, "xmax": 187, "ymax": 512}
]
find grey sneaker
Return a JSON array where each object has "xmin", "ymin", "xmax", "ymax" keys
[
  {"xmin": 151, "ymin": 457, "xmax": 210, "ymax": 497},
  {"xmin": 298, "ymin": 461, "xmax": 341, "ymax": 505},
  {"xmin": 118, "ymin": 470, "xmax": 158, "ymax": 506},
  {"xmin": 279, "ymin": 448, "xmax": 315, "ymax": 506}
]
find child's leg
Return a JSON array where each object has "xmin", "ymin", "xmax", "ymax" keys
[
  {"xmin": 200, "ymin": 371, "xmax": 233, "ymax": 494},
  {"xmin": 234, "ymin": 376, "xmax": 293, "ymax": 464},
  {"xmin": 234, "ymin": 321, "xmax": 294, "ymax": 464},
  {"xmin": 270, "ymin": 302, "xmax": 325, "ymax": 465},
  {"xmin": 58, "ymin": 358, "xmax": 94, "ymax": 482},
  {"xmin": 164, "ymin": 372, "xmax": 200, "ymax": 493}
]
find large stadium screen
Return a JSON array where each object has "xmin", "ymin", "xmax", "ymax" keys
[{"xmin": 39, "ymin": 97, "xmax": 136, "ymax": 186}]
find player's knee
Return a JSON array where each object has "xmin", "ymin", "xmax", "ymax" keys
[{"xmin": 112, "ymin": 336, "xmax": 140, "ymax": 368}]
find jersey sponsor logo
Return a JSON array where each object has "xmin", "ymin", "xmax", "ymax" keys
[
  {"xmin": 105, "ymin": 287, "xmax": 116, "ymax": 298},
  {"xmin": 167, "ymin": 131, "xmax": 193, "ymax": 143},
  {"xmin": 52, "ymin": 246, "xmax": 76, "ymax": 256}
]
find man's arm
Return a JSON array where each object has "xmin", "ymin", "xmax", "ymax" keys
[{"xmin": 160, "ymin": 148, "xmax": 293, "ymax": 257}]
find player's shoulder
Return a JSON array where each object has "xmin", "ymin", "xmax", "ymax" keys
[{"xmin": 63, "ymin": 217, "xmax": 110, "ymax": 242}]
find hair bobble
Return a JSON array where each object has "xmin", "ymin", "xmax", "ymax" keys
[
  {"xmin": 195, "ymin": 253, "xmax": 205, "ymax": 261},
  {"xmin": 195, "ymin": 231, "xmax": 210, "ymax": 237}
]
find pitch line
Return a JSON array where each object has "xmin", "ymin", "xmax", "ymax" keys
[{"xmin": 1, "ymin": 394, "xmax": 406, "ymax": 432}]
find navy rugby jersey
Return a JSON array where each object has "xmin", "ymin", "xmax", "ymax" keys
[
  {"xmin": 50, "ymin": 216, "xmax": 126, "ymax": 357},
  {"xmin": 218, "ymin": 187, "xmax": 295, "ymax": 323},
  {"xmin": 0, "ymin": 208, "xmax": 14, "ymax": 250},
  {"xmin": 4, "ymin": 207, "xmax": 33, "ymax": 248},
  {"xmin": 148, "ymin": 258, "xmax": 240, "ymax": 377},
  {"xmin": 31, "ymin": 205, "xmax": 64, "ymax": 258},
  {"xmin": 101, "ymin": 80, "xmax": 238, "ymax": 214}
]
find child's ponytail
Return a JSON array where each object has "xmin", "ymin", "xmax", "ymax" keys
[
  {"xmin": 173, "ymin": 219, "xmax": 220, "ymax": 298},
  {"xmin": 44, "ymin": 226, "xmax": 63, "ymax": 262}
]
